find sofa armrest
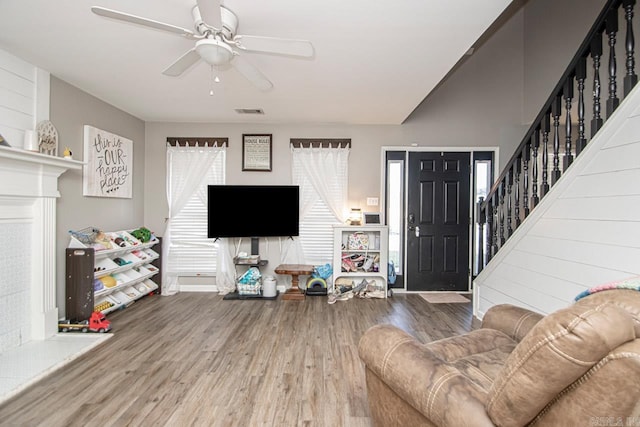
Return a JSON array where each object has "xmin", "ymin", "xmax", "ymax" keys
[
  {"xmin": 481, "ymin": 304, "xmax": 544, "ymax": 342},
  {"xmin": 358, "ymin": 324, "xmax": 495, "ymax": 427}
]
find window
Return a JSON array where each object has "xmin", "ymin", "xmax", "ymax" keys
[
  {"xmin": 386, "ymin": 158, "xmax": 404, "ymax": 276},
  {"xmin": 165, "ymin": 145, "xmax": 225, "ymax": 279},
  {"xmin": 298, "ymin": 197, "xmax": 341, "ymax": 265},
  {"xmin": 167, "ymin": 189, "xmax": 218, "ymax": 275},
  {"xmin": 472, "ymin": 152, "xmax": 493, "ymax": 276},
  {"xmin": 292, "ymin": 146, "xmax": 349, "ymax": 265}
]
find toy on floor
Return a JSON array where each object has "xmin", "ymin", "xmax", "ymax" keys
[{"xmin": 58, "ymin": 311, "xmax": 112, "ymax": 333}]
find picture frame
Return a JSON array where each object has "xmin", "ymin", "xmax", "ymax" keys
[
  {"xmin": 82, "ymin": 125, "xmax": 133, "ymax": 198},
  {"xmin": 242, "ymin": 134, "xmax": 272, "ymax": 171},
  {"xmin": 363, "ymin": 212, "xmax": 381, "ymax": 225}
]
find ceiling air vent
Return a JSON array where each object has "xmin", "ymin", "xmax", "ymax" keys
[{"xmin": 235, "ymin": 108, "xmax": 264, "ymax": 115}]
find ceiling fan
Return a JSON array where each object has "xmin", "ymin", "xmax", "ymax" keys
[{"xmin": 91, "ymin": 0, "xmax": 314, "ymax": 90}]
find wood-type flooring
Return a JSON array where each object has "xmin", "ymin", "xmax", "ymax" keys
[{"xmin": 0, "ymin": 292, "xmax": 474, "ymax": 427}]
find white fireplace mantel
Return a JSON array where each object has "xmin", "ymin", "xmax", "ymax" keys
[
  {"xmin": 0, "ymin": 145, "xmax": 82, "ymax": 342},
  {"xmin": 0, "ymin": 146, "xmax": 83, "ymax": 197}
]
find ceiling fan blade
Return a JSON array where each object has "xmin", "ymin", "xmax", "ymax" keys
[
  {"xmin": 196, "ymin": 0, "xmax": 222, "ymax": 29},
  {"xmin": 162, "ymin": 49, "xmax": 202, "ymax": 76},
  {"xmin": 232, "ymin": 56, "xmax": 273, "ymax": 91},
  {"xmin": 235, "ymin": 35, "xmax": 314, "ymax": 57},
  {"xmin": 91, "ymin": 6, "xmax": 196, "ymax": 39}
]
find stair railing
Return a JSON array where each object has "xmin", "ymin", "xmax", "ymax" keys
[{"xmin": 477, "ymin": 0, "xmax": 637, "ymax": 272}]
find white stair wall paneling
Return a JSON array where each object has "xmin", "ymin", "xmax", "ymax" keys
[{"xmin": 474, "ymin": 83, "xmax": 640, "ymax": 319}]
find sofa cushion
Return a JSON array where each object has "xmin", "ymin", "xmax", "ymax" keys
[
  {"xmin": 426, "ymin": 329, "xmax": 517, "ymax": 390},
  {"xmin": 486, "ymin": 299, "xmax": 637, "ymax": 427},
  {"xmin": 358, "ymin": 324, "xmax": 497, "ymax": 427}
]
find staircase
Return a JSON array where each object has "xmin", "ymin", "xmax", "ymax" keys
[{"xmin": 474, "ymin": 0, "xmax": 640, "ymax": 318}]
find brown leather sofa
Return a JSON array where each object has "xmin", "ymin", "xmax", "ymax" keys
[{"xmin": 358, "ymin": 289, "xmax": 640, "ymax": 426}]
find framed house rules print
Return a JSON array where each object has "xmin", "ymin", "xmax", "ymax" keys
[
  {"xmin": 242, "ymin": 134, "xmax": 272, "ymax": 171},
  {"xmin": 83, "ymin": 125, "xmax": 133, "ymax": 198}
]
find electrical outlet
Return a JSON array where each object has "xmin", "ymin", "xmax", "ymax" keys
[{"xmin": 366, "ymin": 197, "xmax": 379, "ymax": 206}]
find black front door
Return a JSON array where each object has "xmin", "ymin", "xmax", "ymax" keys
[{"xmin": 407, "ymin": 152, "xmax": 471, "ymax": 291}]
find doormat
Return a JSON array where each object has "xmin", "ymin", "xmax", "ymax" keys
[{"xmin": 419, "ymin": 293, "xmax": 470, "ymax": 304}]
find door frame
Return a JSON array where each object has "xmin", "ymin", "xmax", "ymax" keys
[{"xmin": 380, "ymin": 146, "xmax": 500, "ymax": 293}]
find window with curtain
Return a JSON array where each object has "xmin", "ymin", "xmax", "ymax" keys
[
  {"xmin": 163, "ymin": 144, "xmax": 225, "ymax": 294},
  {"xmin": 291, "ymin": 145, "xmax": 349, "ymax": 265}
]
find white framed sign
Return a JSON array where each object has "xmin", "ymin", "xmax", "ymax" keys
[{"xmin": 83, "ymin": 125, "xmax": 133, "ymax": 198}]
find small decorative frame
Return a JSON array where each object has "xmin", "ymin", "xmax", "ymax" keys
[
  {"xmin": 242, "ymin": 134, "xmax": 272, "ymax": 171},
  {"xmin": 36, "ymin": 120, "xmax": 59, "ymax": 155},
  {"xmin": 363, "ymin": 212, "xmax": 382, "ymax": 225}
]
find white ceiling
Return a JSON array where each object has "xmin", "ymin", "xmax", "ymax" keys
[{"xmin": 0, "ymin": 0, "xmax": 512, "ymax": 125}]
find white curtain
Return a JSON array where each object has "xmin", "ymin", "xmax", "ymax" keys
[
  {"xmin": 292, "ymin": 146, "xmax": 349, "ymax": 221},
  {"xmin": 163, "ymin": 144, "xmax": 225, "ymax": 295},
  {"xmin": 291, "ymin": 145, "xmax": 349, "ymax": 268},
  {"xmin": 215, "ymin": 238, "xmax": 236, "ymax": 295}
]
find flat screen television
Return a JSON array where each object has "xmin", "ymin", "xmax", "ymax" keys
[{"xmin": 207, "ymin": 185, "xmax": 300, "ymax": 238}]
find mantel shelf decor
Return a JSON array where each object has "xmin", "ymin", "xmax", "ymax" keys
[
  {"xmin": 242, "ymin": 134, "xmax": 272, "ymax": 171},
  {"xmin": 83, "ymin": 125, "xmax": 133, "ymax": 198},
  {"xmin": 36, "ymin": 120, "xmax": 58, "ymax": 155}
]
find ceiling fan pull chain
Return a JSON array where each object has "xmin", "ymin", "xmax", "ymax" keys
[{"xmin": 209, "ymin": 66, "xmax": 215, "ymax": 96}]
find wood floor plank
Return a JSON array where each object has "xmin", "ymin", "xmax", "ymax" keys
[{"xmin": 0, "ymin": 293, "xmax": 473, "ymax": 426}]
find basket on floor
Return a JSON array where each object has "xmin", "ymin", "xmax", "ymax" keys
[{"xmin": 237, "ymin": 267, "xmax": 262, "ymax": 295}]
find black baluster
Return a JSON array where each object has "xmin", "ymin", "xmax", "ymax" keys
[
  {"xmin": 551, "ymin": 95, "xmax": 562, "ymax": 185},
  {"xmin": 491, "ymin": 193, "xmax": 499, "ymax": 256},
  {"xmin": 624, "ymin": 0, "xmax": 638, "ymax": 96},
  {"xmin": 499, "ymin": 180, "xmax": 506, "ymax": 246},
  {"xmin": 522, "ymin": 143, "xmax": 530, "ymax": 218},
  {"xmin": 564, "ymin": 76, "xmax": 574, "ymax": 169},
  {"xmin": 507, "ymin": 169, "xmax": 513, "ymax": 237},
  {"xmin": 514, "ymin": 156, "xmax": 521, "ymax": 228},
  {"xmin": 541, "ymin": 113, "xmax": 551, "ymax": 197},
  {"xmin": 576, "ymin": 57, "xmax": 588, "ymax": 156},
  {"xmin": 606, "ymin": 8, "xmax": 619, "ymax": 117},
  {"xmin": 592, "ymin": 33, "xmax": 604, "ymax": 136},
  {"xmin": 477, "ymin": 197, "xmax": 485, "ymax": 272},
  {"xmin": 486, "ymin": 199, "xmax": 494, "ymax": 262},
  {"xmin": 531, "ymin": 130, "xmax": 540, "ymax": 208}
]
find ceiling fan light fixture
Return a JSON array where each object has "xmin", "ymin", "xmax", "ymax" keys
[{"xmin": 196, "ymin": 39, "xmax": 234, "ymax": 66}]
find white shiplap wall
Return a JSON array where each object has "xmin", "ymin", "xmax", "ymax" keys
[
  {"xmin": 0, "ymin": 48, "xmax": 49, "ymax": 352},
  {"xmin": 474, "ymin": 82, "xmax": 640, "ymax": 319},
  {"xmin": 0, "ymin": 48, "xmax": 49, "ymax": 147}
]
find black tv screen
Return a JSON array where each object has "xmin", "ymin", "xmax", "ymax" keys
[{"xmin": 207, "ymin": 185, "xmax": 300, "ymax": 238}]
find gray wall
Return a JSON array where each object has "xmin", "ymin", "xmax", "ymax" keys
[
  {"xmin": 52, "ymin": 77, "xmax": 145, "ymax": 316},
  {"xmin": 402, "ymin": 8, "xmax": 527, "ymax": 172},
  {"xmin": 144, "ymin": 122, "xmax": 400, "ymax": 236},
  {"xmin": 523, "ymin": 0, "xmax": 608, "ymax": 122}
]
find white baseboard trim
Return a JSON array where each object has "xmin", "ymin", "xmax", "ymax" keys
[{"xmin": 179, "ymin": 284, "xmax": 218, "ymax": 292}]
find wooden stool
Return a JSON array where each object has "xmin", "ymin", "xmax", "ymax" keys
[{"xmin": 274, "ymin": 264, "xmax": 314, "ymax": 301}]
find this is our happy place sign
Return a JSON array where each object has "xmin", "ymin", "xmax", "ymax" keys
[{"xmin": 83, "ymin": 125, "xmax": 132, "ymax": 198}]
